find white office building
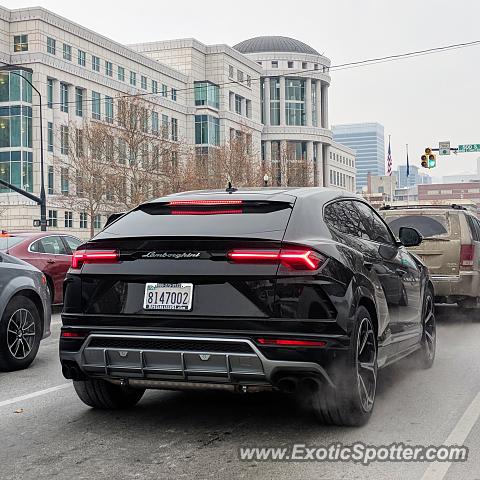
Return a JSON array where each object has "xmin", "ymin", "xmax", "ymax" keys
[{"xmin": 0, "ymin": 8, "xmax": 355, "ymax": 236}]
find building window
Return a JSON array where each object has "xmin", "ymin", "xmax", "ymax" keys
[
  {"xmin": 60, "ymin": 125, "xmax": 69, "ymax": 155},
  {"xmin": 92, "ymin": 55, "xmax": 100, "ymax": 72},
  {"xmin": 302, "ymin": 62, "xmax": 308, "ymax": 69},
  {"xmin": 47, "ymin": 78, "xmax": 53, "ymax": 108},
  {"xmin": 92, "ymin": 91, "xmax": 101, "ymax": 120},
  {"xmin": 314, "ymin": 63, "xmax": 319, "ymax": 70},
  {"xmin": 194, "ymin": 82, "xmax": 219, "ymax": 109},
  {"xmin": 288, "ymin": 61, "xmax": 294, "ymax": 69},
  {"xmin": 48, "ymin": 165, "xmax": 54, "ymax": 194},
  {"xmin": 64, "ymin": 211, "xmax": 73, "ymax": 228},
  {"xmin": 48, "ymin": 210, "xmax": 58, "ymax": 227},
  {"xmin": 105, "ymin": 96, "xmax": 113, "ymax": 123},
  {"xmin": 61, "ymin": 167, "xmax": 69, "ymax": 195},
  {"xmin": 195, "ymin": 115, "xmax": 219, "ymax": 146},
  {"xmin": 234, "ymin": 94, "xmax": 243, "ymax": 115},
  {"xmin": 237, "ymin": 70, "xmax": 244, "ymax": 83},
  {"xmin": 141, "ymin": 75, "xmax": 147, "ymax": 90},
  {"xmin": 75, "ymin": 88, "xmax": 83, "ymax": 117},
  {"xmin": 118, "ymin": 66, "xmax": 125, "ymax": 81},
  {"xmin": 271, "ymin": 61, "xmax": 278, "ymax": 68},
  {"xmin": 94, "ymin": 215, "xmax": 102, "ymax": 229},
  {"xmin": 152, "ymin": 80, "xmax": 158, "ymax": 94},
  {"xmin": 228, "ymin": 65, "xmax": 234, "ymax": 78},
  {"xmin": 161, "ymin": 84, "xmax": 168, "ymax": 97},
  {"xmin": 171, "ymin": 88, "xmax": 177, "ymax": 101},
  {"xmin": 130, "ymin": 71, "xmax": 136, "ymax": 86},
  {"xmin": 269, "ymin": 77, "xmax": 280, "ymax": 125},
  {"xmin": 14, "ymin": 34, "xmax": 28, "ymax": 52},
  {"xmin": 80, "ymin": 212, "xmax": 88, "ymax": 229},
  {"xmin": 63, "ymin": 43, "xmax": 72, "ymax": 61},
  {"xmin": 246, "ymin": 99, "xmax": 252, "ymax": 118},
  {"xmin": 247, "ymin": 75, "xmax": 251, "ymax": 87},
  {"xmin": 47, "ymin": 122, "xmax": 53, "ymax": 152},
  {"xmin": 285, "ymin": 79, "xmax": 306, "ymax": 126},
  {"xmin": 162, "ymin": 114, "xmax": 169, "ymax": 139},
  {"xmin": 171, "ymin": 118, "xmax": 178, "ymax": 141},
  {"xmin": 78, "ymin": 49, "xmax": 86, "ymax": 67},
  {"xmin": 60, "ymin": 83, "xmax": 69, "ymax": 113},
  {"xmin": 151, "ymin": 111, "xmax": 159, "ymax": 135},
  {"xmin": 47, "ymin": 37, "xmax": 56, "ymax": 55}
]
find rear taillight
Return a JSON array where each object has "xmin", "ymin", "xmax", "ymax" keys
[
  {"xmin": 460, "ymin": 244, "xmax": 475, "ymax": 270},
  {"xmin": 171, "ymin": 209, "xmax": 242, "ymax": 215},
  {"xmin": 71, "ymin": 249, "xmax": 119, "ymax": 269},
  {"xmin": 257, "ymin": 338, "xmax": 327, "ymax": 347},
  {"xmin": 168, "ymin": 199, "xmax": 243, "ymax": 206},
  {"xmin": 227, "ymin": 248, "xmax": 324, "ymax": 271},
  {"xmin": 61, "ymin": 330, "xmax": 87, "ymax": 339}
]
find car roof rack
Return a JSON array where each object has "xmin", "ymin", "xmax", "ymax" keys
[{"xmin": 379, "ymin": 204, "xmax": 468, "ymax": 211}]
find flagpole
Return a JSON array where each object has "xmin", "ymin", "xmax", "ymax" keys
[
  {"xmin": 406, "ymin": 143, "xmax": 410, "ymax": 206},
  {"xmin": 388, "ymin": 135, "xmax": 393, "ymax": 203}
]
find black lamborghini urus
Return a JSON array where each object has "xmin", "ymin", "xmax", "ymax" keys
[{"xmin": 60, "ymin": 188, "xmax": 436, "ymax": 426}]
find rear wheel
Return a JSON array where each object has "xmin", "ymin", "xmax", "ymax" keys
[
  {"xmin": 73, "ymin": 378, "xmax": 145, "ymax": 409},
  {"xmin": 310, "ymin": 306, "xmax": 377, "ymax": 426},
  {"xmin": 414, "ymin": 288, "xmax": 436, "ymax": 369},
  {"xmin": 0, "ymin": 296, "xmax": 42, "ymax": 371}
]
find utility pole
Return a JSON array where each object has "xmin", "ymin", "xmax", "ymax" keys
[{"xmin": 0, "ymin": 64, "xmax": 47, "ymax": 230}]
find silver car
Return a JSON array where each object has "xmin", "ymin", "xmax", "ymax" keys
[{"xmin": 0, "ymin": 252, "xmax": 51, "ymax": 371}]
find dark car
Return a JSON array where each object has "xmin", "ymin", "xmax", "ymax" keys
[
  {"xmin": 0, "ymin": 232, "xmax": 83, "ymax": 304},
  {"xmin": 60, "ymin": 188, "xmax": 435, "ymax": 426},
  {"xmin": 0, "ymin": 252, "xmax": 51, "ymax": 371}
]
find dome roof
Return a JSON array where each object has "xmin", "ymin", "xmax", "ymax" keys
[{"xmin": 233, "ymin": 36, "xmax": 320, "ymax": 55}]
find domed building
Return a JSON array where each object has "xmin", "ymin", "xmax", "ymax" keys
[{"xmin": 234, "ymin": 36, "xmax": 355, "ymax": 190}]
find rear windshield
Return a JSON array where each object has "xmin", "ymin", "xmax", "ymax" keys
[
  {"xmin": 0, "ymin": 236, "xmax": 25, "ymax": 250},
  {"xmin": 384, "ymin": 214, "xmax": 450, "ymax": 239},
  {"xmin": 101, "ymin": 201, "xmax": 293, "ymax": 240}
]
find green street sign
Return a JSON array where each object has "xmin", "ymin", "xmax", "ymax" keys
[{"xmin": 458, "ymin": 144, "xmax": 480, "ymax": 153}]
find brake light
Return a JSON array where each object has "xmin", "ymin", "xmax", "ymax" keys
[
  {"xmin": 168, "ymin": 199, "xmax": 243, "ymax": 206},
  {"xmin": 171, "ymin": 209, "xmax": 242, "ymax": 215},
  {"xmin": 460, "ymin": 244, "xmax": 475, "ymax": 270},
  {"xmin": 71, "ymin": 249, "xmax": 119, "ymax": 269},
  {"xmin": 257, "ymin": 338, "xmax": 326, "ymax": 347},
  {"xmin": 227, "ymin": 249, "xmax": 324, "ymax": 270},
  {"xmin": 61, "ymin": 331, "xmax": 87, "ymax": 338}
]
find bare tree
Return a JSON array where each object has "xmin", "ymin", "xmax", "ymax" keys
[{"xmin": 268, "ymin": 142, "xmax": 314, "ymax": 187}]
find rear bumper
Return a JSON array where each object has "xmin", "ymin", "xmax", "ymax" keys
[
  {"xmin": 60, "ymin": 332, "xmax": 343, "ymax": 388},
  {"xmin": 431, "ymin": 272, "xmax": 479, "ymax": 300}
]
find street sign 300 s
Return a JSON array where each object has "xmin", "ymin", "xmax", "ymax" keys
[
  {"xmin": 458, "ymin": 144, "xmax": 480, "ymax": 153},
  {"xmin": 439, "ymin": 141, "xmax": 450, "ymax": 155}
]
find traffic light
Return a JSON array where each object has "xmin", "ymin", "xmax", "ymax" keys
[{"xmin": 421, "ymin": 148, "xmax": 436, "ymax": 169}]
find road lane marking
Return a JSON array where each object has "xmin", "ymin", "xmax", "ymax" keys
[
  {"xmin": 421, "ymin": 390, "xmax": 480, "ymax": 480},
  {"xmin": 0, "ymin": 384, "xmax": 71, "ymax": 409}
]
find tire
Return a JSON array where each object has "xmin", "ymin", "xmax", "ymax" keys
[
  {"xmin": 414, "ymin": 288, "xmax": 436, "ymax": 369},
  {"xmin": 310, "ymin": 306, "xmax": 378, "ymax": 426},
  {"xmin": 0, "ymin": 295, "xmax": 42, "ymax": 372},
  {"xmin": 73, "ymin": 378, "xmax": 145, "ymax": 409}
]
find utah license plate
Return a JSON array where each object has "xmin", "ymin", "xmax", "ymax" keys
[{"xmin": 143, "ymin": 283, "xmax": 193, "ymax": 311}]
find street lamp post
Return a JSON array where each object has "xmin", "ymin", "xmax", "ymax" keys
[{"xmin": 0, "ymin": 65, "xmax": 47, "ymax": 230}]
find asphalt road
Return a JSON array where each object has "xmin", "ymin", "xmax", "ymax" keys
[{"xmin": 1, "ymin": 307, "xmax": 480, "ymax": 480}]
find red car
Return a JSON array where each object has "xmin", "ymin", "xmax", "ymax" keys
[{"xmin": 0, "ymin": 232, "xmax": 83, "ymax": 304}]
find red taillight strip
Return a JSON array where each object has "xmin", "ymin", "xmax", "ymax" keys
[
  {"xmin": 171, "ymin": 209, "xmax": 242, "ymax": 215},
  {"xmin": 71, "ymin": 249, "xmax": 119, "ymax": 269},
  {"xmin": 227, "ymin": 249, "xmax": 324, "ymax": 270},
  {"xmin": 257, "ymin": 338, "xmax": 326, "ymax": 347},
  {"xmin": 168, "ymin": 199, "xmax": 243, "ymax": 206},
  {"xmin": 61, "ymin": 331, "xmax": 87, "ymax": 338}
]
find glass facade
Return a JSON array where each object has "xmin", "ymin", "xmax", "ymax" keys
[
  {"xmin": 48, "ymin": 166, "xmax": 54, "ymax": 194},
  {"xmin": 75, "ymin": 87, "xmax": 83, "ymax": 117},
  {"xmin": 92, "ymin": 55, "xmax": 100, "ymax": 72},
  {"xmin": 47, "ymin": 37, "xmax": 56, "ymax": 55},
  {"xmin": 151, "ymin": 111, "xmax": 159, "ymax": 134},
  {"xmin": 63, "ymin": 43, "xmax": 72, "ymax": 61},
  {"xmin": 195, "ymin": 115, "xmax": 219, "ymax": 146},
  {"xmin": 60, "ymin": 83, "xmax": 69, "ymax": 113},
  {"xmin": 105, "ymin": 96, "xmax": 113, "ymax": 123},
  {"xmin": 92, "ymin": 91, "xmax": 101, "ymax": 119},
  {"xmin": 194, "ymin": 82, "xmax": 219, "ymax": 109},
  {"xmin": 78, "ymin": 50, "xmax": 86, "ymax": 67},
  {"xmin": 117, "ymin": 66, "xmax": 125, "ymax": 81},
  {"xmin": 171, "ymin": 118, "xmax": 178, "ymax": 141},
  {"xmin": 47, "ymin": 122, "xmax": 53, "ymax": 152},
  {"xmin": 269, "ymin": 78, "xmax": 280, "ymax": 125},
  {"xmin": 105, "ymin": 61, "xmax": 113, "ymax": 77},
  {"xmin": 0, "ymin": 106, "xmax": 32, "ymax": 148},
  {"xmin": 141, "ymin": 75, "xmax": 147, "ymax": 90},
  {"xmin": 47, "ymin": 78, "xmax": 53, "ymax": 108},
  {"xmin": 285, "ymin": 79, "xmax": 306, "ymax": 126},
  {"xmin": 14, "ymin": 35, "xmax": 28, "ymax": 52}
]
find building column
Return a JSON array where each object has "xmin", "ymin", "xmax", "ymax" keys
[
  {"xmin": 241, "ymin": 97, "xmax": 246, "ymax": 117},
  {"xmin": 263, "ymin": 77, "xmax": 270, "ymax": 126},
  {"xmin": 305, "ymin": 78, "xmax": 312, "ymax": 127},
  {"xmin": 265, "ymin": 140, "xmax": 272, "ymax": 162},
  {"xmin": 279, "ymin": 76, "xmax": 286, "ymax": 126},
  {"xmin": 321, "ymin": 84, "xmax": 329, "ymax": 128},
  {"xmin": 315, "ymin": 80, "xmax": 322, "ymax": 128},
  {"xmin": 322, "ymin": 144, "xmax": 329, "ymax": 187},
  {"xmin": 307, "ymin": 141, "xmax": 314, "ymax": 185},
  {"xmin": 229, "ymin": 92, "xmax": 234, "ymax": 111}
]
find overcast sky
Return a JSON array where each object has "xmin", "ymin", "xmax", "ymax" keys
[{"xmin": 6, "ymin": 0, "xmax": 480, "ymax": 178}]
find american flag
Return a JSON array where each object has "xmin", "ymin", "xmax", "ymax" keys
[{"xmin": 387, "ymin": 137, "xmax": 392, "ymax": 175}]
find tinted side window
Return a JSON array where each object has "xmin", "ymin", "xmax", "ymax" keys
[
  {"xmin": 39, "ymin": 236, "xmax": 68, "ymax": 255},
  {"xmin": 466, "ymin": 215, "xmax": 480, "ymax": 241},
  {"xmin": 324, "ymin": 200, "xmax": 369, "ymax": 239},
  {"xmin": 30, "ymin": 240, "xmax": 44, "ymax": 253},
  {"xmin": 64, "ymin": 236, "xmax": 83, "ymax": 252},
  {"xmin": 353, "ymin": 201, "xmax": 395, "ymax": 244}
]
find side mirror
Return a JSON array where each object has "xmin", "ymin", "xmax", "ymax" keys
[{"xmin": 399, "ymin": 226, "xmax": 423, "ymax": 247}]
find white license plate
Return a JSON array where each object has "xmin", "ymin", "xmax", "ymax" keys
[{"xmin": 143, "ymin": 283, "xmax": 193, "ymax": 311}]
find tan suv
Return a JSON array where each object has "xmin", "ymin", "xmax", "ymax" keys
[{"xmin": 380, "ymin": 204, "xmax": 480, "ymax": 308}]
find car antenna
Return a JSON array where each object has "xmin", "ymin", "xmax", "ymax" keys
[{"xmin": 226, "ymin": 178, "xmax": 237, "ymax": 194}]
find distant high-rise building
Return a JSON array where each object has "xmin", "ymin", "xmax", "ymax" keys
[{"xmin": 332, "ymin": 123, "xmax": 385, "ymax": 191}]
